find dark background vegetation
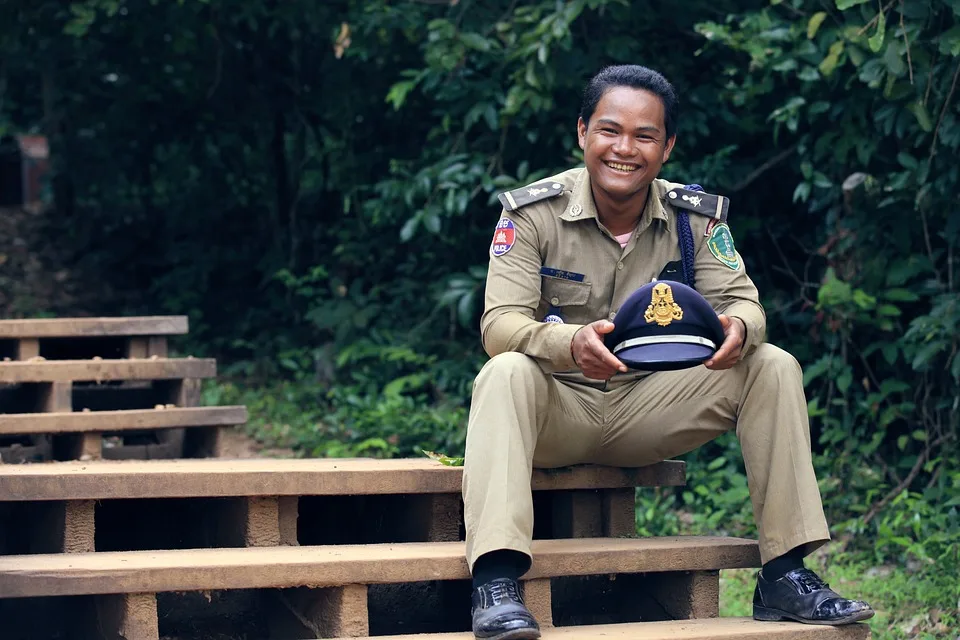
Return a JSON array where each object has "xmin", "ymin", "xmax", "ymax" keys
[{"xmin": 1, "ymin": 0, "xmax": 958, "ymax": 635}]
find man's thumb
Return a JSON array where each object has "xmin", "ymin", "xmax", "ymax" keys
[{"xmin": 594, "ymin": 320, "xmax": 615, "ymax": 334}]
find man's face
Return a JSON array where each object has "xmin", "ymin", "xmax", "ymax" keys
[{"xmin": 577, "ymin": 86, "xmax": 675, "ymax": 203}]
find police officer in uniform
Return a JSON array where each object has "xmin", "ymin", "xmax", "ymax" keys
[{"xmin": 466, "ymin": 65, "xmax": 874, "ymax": 639}]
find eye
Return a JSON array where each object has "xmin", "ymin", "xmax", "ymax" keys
[{"xmin": 601, "ymin": 127, "xmax": 617, "ymax": 134}]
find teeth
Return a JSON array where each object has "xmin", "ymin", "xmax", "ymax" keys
[{"xmin": 605, "ymin": 161, "xmax": 638, "ymax": 172}]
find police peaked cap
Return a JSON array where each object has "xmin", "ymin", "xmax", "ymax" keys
[{"xmin": 604, "ymin": 281, "xmax": 725, "ymax": 371}]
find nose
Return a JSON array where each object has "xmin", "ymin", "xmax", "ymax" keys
[{"xmin": 612, "ymin": 134, "xmax": 634, "ymax": 157}]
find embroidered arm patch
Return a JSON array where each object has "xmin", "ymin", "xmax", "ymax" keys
[
  {"xmin": 707, "ymin": 223, "xmax": 741, "ymax": 270},
  {"xmin": 490, "ymin": 217, "xmax": 516, "ymax": 256}
]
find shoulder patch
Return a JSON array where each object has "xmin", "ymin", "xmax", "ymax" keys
[
  {"xmin": 490, "ymin": 217, "xmax": 516, "ymax": 257},
  {"xmin": 666, "ymin": 187, "xmax": 729, "ymax": 222},
  {"xmin": 498, "ymin": 181, "xmax": 564, "ymax": 212},
  {"xmin": 707, "ymin": 223, "xmax": 741, "ymax": 270}
]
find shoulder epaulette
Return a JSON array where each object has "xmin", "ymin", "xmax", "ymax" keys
[
  {"xmin": 497, "ymin": 181, "xmax": 564, "ymax": 212},
  {"xmin": 666, "ymin": 186, "xmax": 729, "ymax": 222}
]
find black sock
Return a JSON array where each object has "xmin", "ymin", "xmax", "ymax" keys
[
  {"xmin": 762, "ymin": 546, "xmax": 806, "ymax": 581},
  {"xmin": 472, "ymin": 550, "xmax": 531, "ymax": 589}
]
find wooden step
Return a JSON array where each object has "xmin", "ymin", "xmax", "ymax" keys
[
  {"xmin": 0, "ymin": 358, "xmax": 215, "ymax": 383},
  {"xmin": 335, "ymin": 618, "xmax": 870, "ymax": 639},
  {"xmin": 0, "ymin": 537, "xmax": 759, "ymax": 598},
  {"xmin": 0, "ymin": 459, "xmax": 683, "ymax": 557},
  {"xmin": 0, "ymin": 458, "xmax": 684, "ymax": 501},
  {"xmin": 0, "ymin": 317, "xmax": 188, "ymax": 338},
  {"xmin": 0, "ymin": 406, "xmax": 248, "ymax": 435}
]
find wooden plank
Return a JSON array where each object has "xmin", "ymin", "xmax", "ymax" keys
[
  {"xmin": 329, "ymin": 618, "xmax": 872, "ymax": 640},
  {"xmin": 0, "ymin": 407, "xmax": 248, "ymax": 436},
  {"xmin": 0, "ymin": 358, "xmax": 216, "ymax": 383},
  {"xmin": 0, "ymin": 459, "xmax": 685, "ymax": 502},
  {"xmin": 0, "ymin": 317, "xmax": 188, "ymax": 339},
  {"xmin": 0, "ymin": 537, "xmax": 760, "ymax": 598}
]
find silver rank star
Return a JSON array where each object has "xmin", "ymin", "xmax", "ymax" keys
[
  {"xmin": 682, "ymin": 194, "xmax": 703, "ymax": 207},
  {"xmin": 527, "ymin": 187, "xmax": 548, "ymax": 197}
]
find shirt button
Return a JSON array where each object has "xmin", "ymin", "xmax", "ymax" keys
[
  {"xmin": 617, "ymin": 262, "xmax": 624, "ymax": 270},
  {"xmin": 550, "ymin": 297, "xmax": 560, "ymax": 306},
  {"xmin": 609, "ymin": 312, "xmax": 617, "ymax": 320}
]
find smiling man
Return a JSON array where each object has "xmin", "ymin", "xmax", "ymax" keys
[{"xmin": 463, "ymin": 65, "xmax": 873, "ymax": 639}]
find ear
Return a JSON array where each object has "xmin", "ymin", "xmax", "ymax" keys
[
  {"xmin": 577, "ymin": 117, "xmax": 587, "ymax": 150},
  {"xmin": 662, "ymin": 134, "xmax": 677, "ymax": 163}
]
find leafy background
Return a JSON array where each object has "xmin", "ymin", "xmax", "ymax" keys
[{"xmin": 1, "ymin": 0, "xmax": 958, "ymax": 636}]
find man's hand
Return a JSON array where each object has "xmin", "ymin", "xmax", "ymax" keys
[
  {"xmin": 704, "ymin": 314, "xmax": 745, "ymax": 370},
  {"xmin": 572, "ymin": 320, "xmax": 628, "ymax": 380}
]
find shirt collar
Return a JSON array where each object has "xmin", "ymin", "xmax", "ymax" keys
[{"xmin": 559, "ymin": 170, "xmax": 670, "ymax": 226}]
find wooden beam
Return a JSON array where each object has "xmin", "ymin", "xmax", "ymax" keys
[
  {"xmin": 0, "ymin": 459, "xmax": 685, "ymax": 502},
  {"xmin": 0, "ymin": 537, "xmax": 761, "ymax": 598},
  {"xmin": 0, "ymin": 406, "xmax": 248, "ymax": 435},
  {"xmin": 0, "ymin": 359, "xmax": 216, "ymax": 383},
  {"xmin": 0, "ymin": 317, "xmax": 188, "ymax": 338}
]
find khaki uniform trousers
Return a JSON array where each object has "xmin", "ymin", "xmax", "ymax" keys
[{"xmin": 462, "ymin": 343, "xmax": 830, "ymax": 570}]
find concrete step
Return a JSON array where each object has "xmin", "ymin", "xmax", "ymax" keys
[
  {"xmin": 0, "ymin": 357, "xmax": 215, "ymax": 383},
  {"xmin": 336, "ymin": 618, "xmax": 871, "ymax": 639},
  {"xmin": 0, "ymin": 537, "xmax": 760, "ymax": 598},
  {"xmin": 0, "ymin": 316, "xmax": 188, "ymax": 339},
  {"xmin": 0, "ymin": 458, "xmax": 683, "ymax": 555},
  {"xmin": 0, "ymin": 406, "xmax": 247, "ymax": 435}
]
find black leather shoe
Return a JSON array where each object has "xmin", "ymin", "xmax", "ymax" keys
[
  {"xmin": 471, "ymin": 578, "xmax": 541, "ymax": 640},
  {"xmin": 754, "ymin": 568, "xmax": 874, "ymax": 625}
]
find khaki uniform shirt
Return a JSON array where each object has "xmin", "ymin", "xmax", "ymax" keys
[{"xmin": 481, "ymin": 167, "xmax": 766, "ymax": 384}]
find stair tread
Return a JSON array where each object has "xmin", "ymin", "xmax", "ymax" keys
[
  {"xmin": 0, "ymin": 358, "xmax": 216, "ymax": 383},
  {"xmin": 0, "ymin": 406, "xmax": 247, "ymax": 435},
  {"xmin": 0, "ymin": 458, "xmax": 684, "ymax": 501},
  {"xmin": 334, "ymin": 618, "xmax": 870, "ymax": 639},
  {"xmin": 0, "ymin": 536, "xmax": 759, "ymax": 598},
  {"xmin": 0, "ymin": 316, "xmax": 188, "ymax": 338}
]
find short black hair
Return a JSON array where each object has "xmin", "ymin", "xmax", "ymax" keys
[{"xmin": 580, "ymin": 65, "xmax": 679, "ymax": 139}]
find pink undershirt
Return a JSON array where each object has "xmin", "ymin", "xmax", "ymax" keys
[{"xmin": 614, "ymin": 231, "xmax": 632, "ymax": 248}]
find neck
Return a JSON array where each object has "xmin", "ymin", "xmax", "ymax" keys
[{"xmin": 592, "ymin": 184, "xmax": 650, "ymax": 236}]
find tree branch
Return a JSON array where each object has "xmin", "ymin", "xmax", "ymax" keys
[
  {"xmin": 731, "ymin": 143, "xmax": 799, "ymax": 193},
  {"xmin": 928, "ymin": 58, "xmax": 960, "ymax": 167},
  {"xmin": 862, "ymin": 434, "xmax": 949, "ymax": 526}
]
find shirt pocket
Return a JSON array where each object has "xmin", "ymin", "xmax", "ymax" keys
[{"xmin": 542, "ymin": 277, "xmax": 591, "ymax": 308}]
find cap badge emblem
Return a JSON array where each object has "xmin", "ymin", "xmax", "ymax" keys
[{"xmin": 644, "ymin": 283, "xmax": 684, "ymax": 327}]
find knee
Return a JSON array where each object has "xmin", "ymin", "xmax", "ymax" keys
[
  {"xmin": 474, "ymin": 352, "xmax": 541, "ymax": 388},
  {"xmin": 746, "ymin": 343, "xmax": 802, "ymax": 379}
]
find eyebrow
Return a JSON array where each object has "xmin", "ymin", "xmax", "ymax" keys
[{"xmin": 594, "ymin": 118, "xmax": 661, "ymax": 134}]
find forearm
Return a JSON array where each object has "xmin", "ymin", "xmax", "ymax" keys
[
  {"xmin": 724, "ymin": 301, "xmax": 766, "ymax": 357},
  {"xmin": 481, "ymin": 308, "xmax": 584, "ymax": 372}
]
